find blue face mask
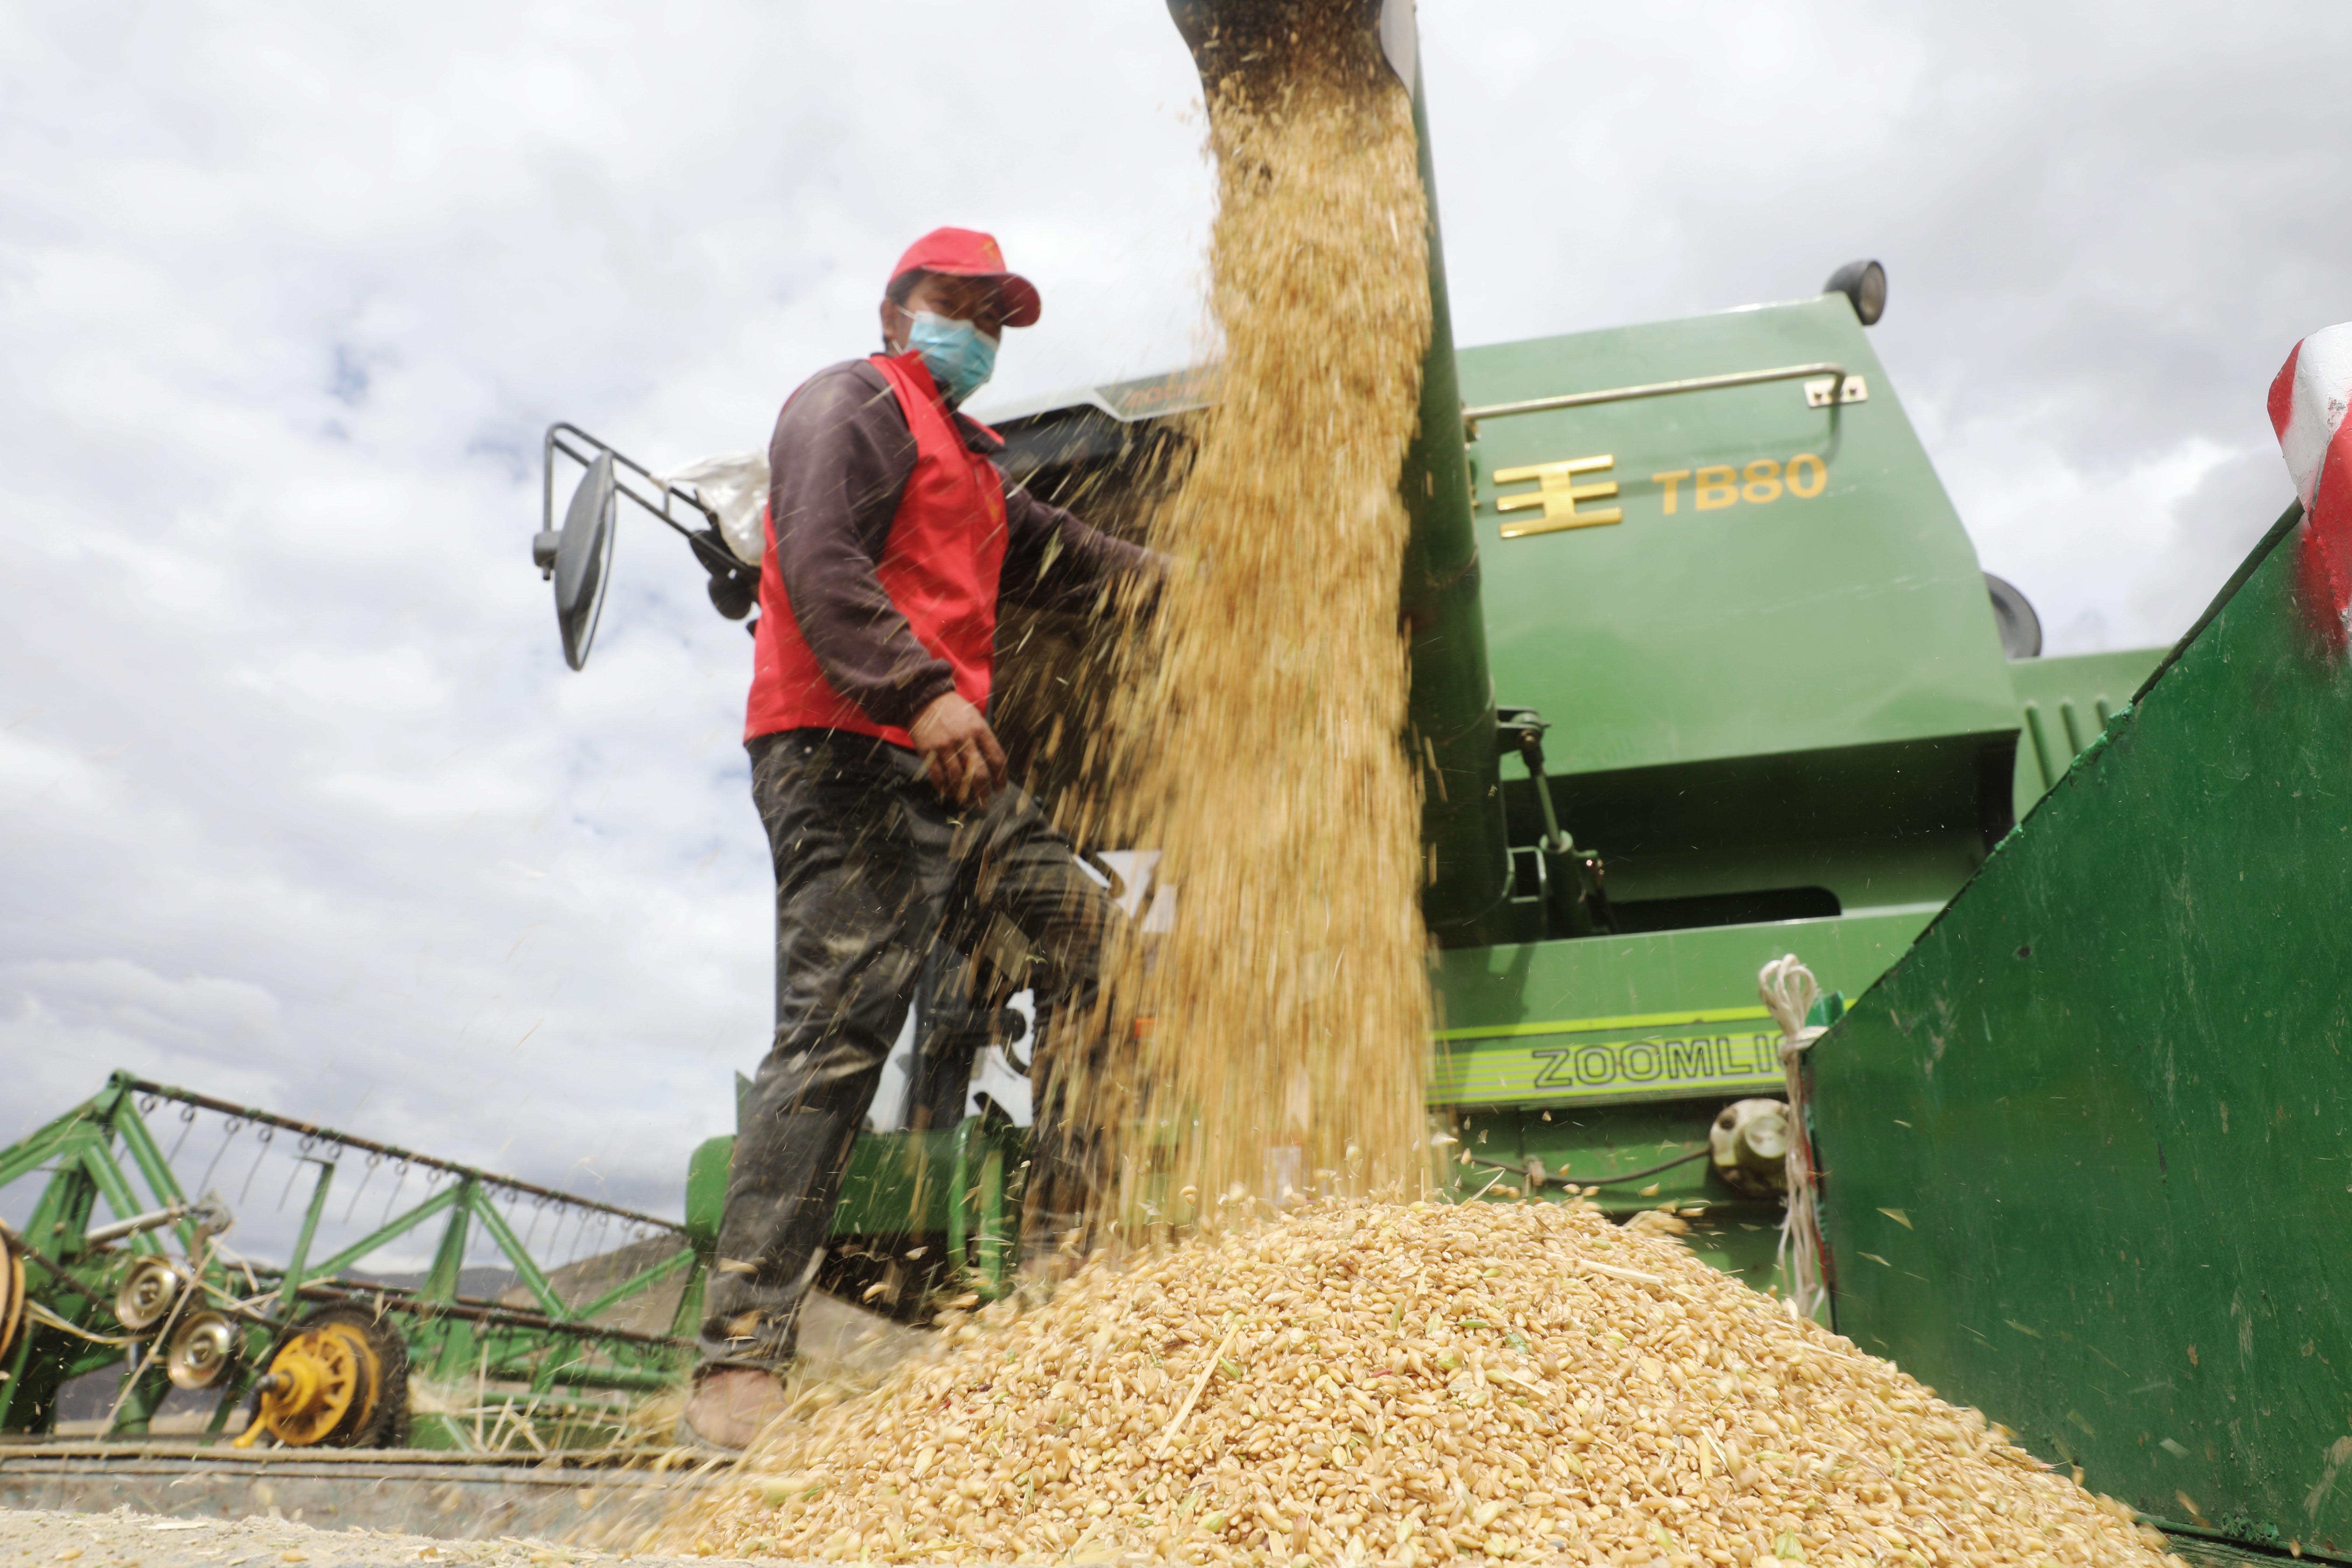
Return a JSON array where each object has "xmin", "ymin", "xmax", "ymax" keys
[{"xmin": 904, "ymin": 311, "xmax": 999, "ymax": 408}]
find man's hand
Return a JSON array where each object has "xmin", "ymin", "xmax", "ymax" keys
[{"xmin": 908, "ymin": 692, "xmax": 1007, "ymax": 807}]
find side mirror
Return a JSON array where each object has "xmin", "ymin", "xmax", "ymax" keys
[
  {"xmin": 538, "ymin": 424, "xmax": 745, "ymax": 666},
  {"xmin": 554, "ymin": 453, "xmax": 617, "ymax": 671}
]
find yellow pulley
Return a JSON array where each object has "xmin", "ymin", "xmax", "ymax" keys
[
  {"xmin": 233, "ymin": 1308, "xmax": 398, "ymax": 1448},
  {"xmin": 0, "ymin": 1228, "xmax": 24, "ymax": 1365}
]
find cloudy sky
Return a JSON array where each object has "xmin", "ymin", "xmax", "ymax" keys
[{"xmin": 4, "ymin": 2, "xmax": 2343, "ymax": 1233}]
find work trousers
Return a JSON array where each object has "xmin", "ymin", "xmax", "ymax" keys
[{"xmin": 699, "ymin": 729, "xmax": 1119, "ymax": 1372}]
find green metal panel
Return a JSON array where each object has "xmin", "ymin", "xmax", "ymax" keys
[
  {"xmin": 1460, "ymin": 296, "xmax": 2020, "ymax": 777},
  {"xmin": 686, "ymin": 1132, "xmax": 963, "ymax": 1242},
  {"xmin": 684, "ymin": 1134, "xmax": 730, "ymax": 1252},
  {"xmin": 1430, "ymin": 907, "xmax": 1927, "ymax": 1107},
  {"xmin": 1397, "ymin": 54, "xmax": 1511, "ymax": 945},
  {"xmin": 1806, "ymin": 504, "xmax": 2352, "ymax": 1559},
  {"xmin": 833, "ymin": 1130, "xmax": 958, "ymax": 1236},
  {"xmin": 690, "ymin": 1121, "xmax": 1028, "ymax": 1300},
  {"xmin": 1499, "ymin": 733, "xmax": 2000, "ymax": 923},
  {"xmin": 2008, "ymin": 646, "xmax": 2168, "ymax": 818},
  {"xmin": 1425, "ymin": 910, "xmax": 1927, "ymax": 1290}
]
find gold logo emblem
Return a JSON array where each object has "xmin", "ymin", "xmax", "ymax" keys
[{"xmin": 1492, "ymin": 455, "xmax": 1620, "ymax": 538}]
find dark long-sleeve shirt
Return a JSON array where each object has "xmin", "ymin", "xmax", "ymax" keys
[{"xmin": 765, "ymin": 358, "xmax": 1155, "ymax": 730}]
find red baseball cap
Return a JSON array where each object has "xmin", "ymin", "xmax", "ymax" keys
[{"xmin": 887, "ymin": 227, "xmax": 1042, "ymax": 329}]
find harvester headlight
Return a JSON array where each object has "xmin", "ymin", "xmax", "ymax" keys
[{"xmin": 1823, "ymin": 259, "xmax": 1886, "ymax": 326}]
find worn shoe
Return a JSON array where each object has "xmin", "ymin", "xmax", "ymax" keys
[{"xmin": 678, "ymin": 1366, "xmax": 788, "ymax": 1454}]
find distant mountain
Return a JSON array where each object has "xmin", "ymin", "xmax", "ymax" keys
[
  {"xmin": 340, "ymin": 1264, "xmax": 519, "ymax": 1301},
  {"xmin": 497, "ymin": 1235, "xmax": 686, "ymax": 1337}
]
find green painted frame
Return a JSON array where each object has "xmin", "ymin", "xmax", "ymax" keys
[{"xmin": 0, "ymin": 1071, "xmax": 706, "ymax": 1449}]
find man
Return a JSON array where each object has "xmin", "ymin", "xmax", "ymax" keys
[{"xmin": 682, "ymin": 228, "xmax": 1160, "ymax": 1451}]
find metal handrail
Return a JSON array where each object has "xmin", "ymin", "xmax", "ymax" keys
[{"xmin": 1462, "ymin": 361, "xmax": 1851, "ymax": 439}]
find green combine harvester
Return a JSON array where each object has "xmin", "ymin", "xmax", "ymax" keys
[{"xmin": 5, "ymin": 2, "xmax": 2331, "ymax": 1561}]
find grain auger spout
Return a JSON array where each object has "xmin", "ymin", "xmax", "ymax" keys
[{"xmin": 1164, "ymin": 0, "xmax": 1519, "ymax": 945}]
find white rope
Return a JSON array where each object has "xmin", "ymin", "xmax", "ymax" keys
[{"xmin": 1758, "ymin": 954, "xmax": 1828, "ymax": 1322}]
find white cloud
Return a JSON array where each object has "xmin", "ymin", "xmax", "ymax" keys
[
  {"xmin": 0, "ymin": 960, "xmax": 289, "ymax": 1166},
  {"xmin": 1422, "ymin": 0, "xmax": 2339, "ymax": 649},
  {"xmin": 0, "ymin": 0, "xmax": 2342, "ymax": 1230}
]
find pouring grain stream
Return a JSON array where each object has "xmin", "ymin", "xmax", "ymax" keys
[{"xmin": 1072, "ymin": 0, "xmax": 1436, "ymax": 1229}]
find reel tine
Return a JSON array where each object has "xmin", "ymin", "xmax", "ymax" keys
[
  {"xmin": 164, "ymin": 1100, "xmax": 199, "ymax": 1166},
  {"xmin": 342, "ymin": 1151, "xmax": 382, "ymax": 1225},
  {"xmin": 380, "ymin": 1160, "xmax": 411, "ymax": 1230},
  {"xmin": 277, "ymin": 1135, "xmax": 316, "ymax": 1212},
  {"xmin": 195, "ymin": 1114, "xmax": 243, "ymax": 1201},
  {"xmin": 237, "ymin": 1125, "xmax": 275, "ymax": 1206}
]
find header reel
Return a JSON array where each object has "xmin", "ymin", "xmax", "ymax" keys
[
  {"xmin": 533, "ymin": 423, "xmax": 762, "ymax": 671},
  {"xmin": 2, "ymin": 1072, "xmax": 705, "ymax": 1450}
]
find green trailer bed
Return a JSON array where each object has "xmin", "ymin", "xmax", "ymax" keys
[{"xmin": 1807, "ymin": 502, "xmax": 2352, "ymax": 1561}]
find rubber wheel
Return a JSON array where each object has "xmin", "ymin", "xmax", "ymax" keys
[{"xmin": 270, "ymin": 1304, "xmax": 410, "ymax": 1448}]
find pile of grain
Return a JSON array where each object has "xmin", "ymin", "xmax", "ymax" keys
[
  {"xmin": 1066, "ymin": 1, "xmax": 1437, "ymax": 1218},
  {"xmin": 681, "ymin": 1200, "xmax": 2184, "ymax": 1567}
]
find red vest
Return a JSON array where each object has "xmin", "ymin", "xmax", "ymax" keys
[{"xmin": 744, "ymin": 352, "xmax": 1011, "ymax": 748}]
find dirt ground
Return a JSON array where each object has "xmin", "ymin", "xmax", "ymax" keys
[
  {"xmin": 0, "ymin": 1295, "xmax": 952, "ymax": 1568},
  {"xmin": 0, "ymin": 1507, "xmax": 760, "ymax": 1568}
]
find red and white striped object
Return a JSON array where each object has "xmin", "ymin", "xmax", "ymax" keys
[{"xmin": 2270, "ymin": 325, "xmax": 2352, "ymax": 648}]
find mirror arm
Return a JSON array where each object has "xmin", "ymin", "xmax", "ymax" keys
[
  {"xmin": 542, "ymin": 422, "xmax": 722, "ymax": 547},
  {"xmin": 540, "ymin": 421, "xmax": 752, "ymax": 652}
]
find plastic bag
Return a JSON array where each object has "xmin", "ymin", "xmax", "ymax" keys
[{"xmin": 660, "ymin": 451, "xmax": 769, "ymax": 567}]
